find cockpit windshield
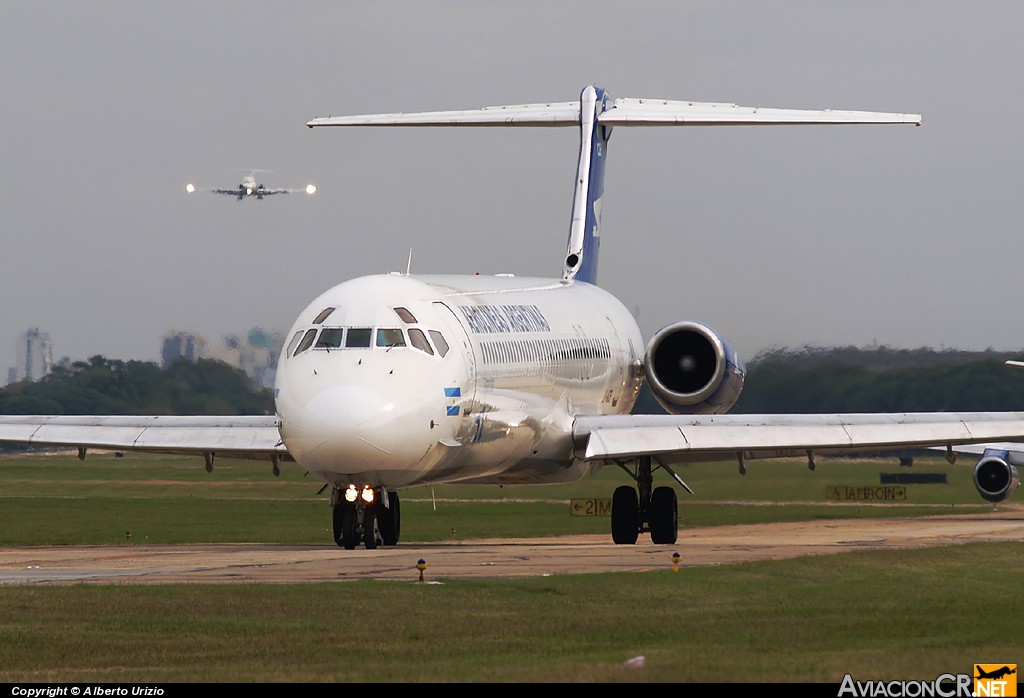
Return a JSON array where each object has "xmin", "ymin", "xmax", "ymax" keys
[
  {"xmin": 376, "ymin": 328, "xmax": 406, "ymax": 348},
  {"xmin": 345, "ymin": 328, "xmax": 372, "ymax": 348},
  {"xmin": 287, "ymin": 325, "xmax": 449, "ymax": 358},
  {"xmin": 316, "ymin": 328, "xmax": 344, "ymax": 349}
]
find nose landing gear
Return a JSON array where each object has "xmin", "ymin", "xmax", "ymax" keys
[{"xmin": 331, "ymin": 487, "xmax": 401, "ymax": 550}]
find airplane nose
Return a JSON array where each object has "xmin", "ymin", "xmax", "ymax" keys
[{"xmin": 302, "ymin": 385, "xmax": 397, "ymax": 467}]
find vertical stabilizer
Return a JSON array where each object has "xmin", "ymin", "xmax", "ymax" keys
[{"xmin": 563, "ymin": 86, "xmax": 611, "ymax": 285}]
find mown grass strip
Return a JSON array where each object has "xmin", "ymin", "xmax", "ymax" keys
[{"xmin": 0, "ymin": 543, "xmax": 1019, "ymax": 683}]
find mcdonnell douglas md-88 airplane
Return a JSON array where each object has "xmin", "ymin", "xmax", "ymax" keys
[{"xmin": 4, "ymin": 85, "xmax": 1024, "ymax": 550}]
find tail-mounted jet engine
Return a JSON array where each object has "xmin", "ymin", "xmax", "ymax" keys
[
  {"xmin": 643, "ymin": 321, "xmax": 745, "ymax": 415},
  {"xmin": 973, "ymin": 449, "xmax": 1021, "ymax": 503}
]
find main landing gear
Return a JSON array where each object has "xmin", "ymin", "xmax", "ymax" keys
[
  {"xmin": 610, "ymin": 455, "xmax": 681, "ymax": 545},
  {"xmin": 331, "ymin": 486, "xmax": 401, "ymax": 550}
]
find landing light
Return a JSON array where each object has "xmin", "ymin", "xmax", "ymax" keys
[
  {"xmin": 306, "ymin": 184, "xmax": 317, "ymax": 195},
  {"xmin": 246, "ymin": 187, "xmax": 253, "ymax": 195},
  {"xmin": 185, "ymin": 183, "xmax": 195, "ymax": 194},
  {"xmin": 344, "ymin": 484, "xmax": 359, "ymax": 503},
  {"xmin": 361, "ymin": 485, "xmax": 375, "ymax": 504}
]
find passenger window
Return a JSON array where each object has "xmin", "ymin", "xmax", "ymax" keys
[
  {"xmin": 376, "ymin": 328, "xmax": 406, "ymax": 348},
  {"xmin": 286, "ymin": 331, "xmax": 304, "ymax": 357},
  {"xmin": 316, "ymin": 328, "xmax": 344, "ymax": 349},
  {"xmin": 408, "ymin": 328, "xmax": 434, "ymax": 355},
  {"xmin": 312, "ymin": 307, "xmax": 335, "ymax": 324},
  {"xmin": 293, "ymin": 328, "xmax": 318, "ymax": 356},
  {"xmin": 428, "ymin": 330, "xmax": 449, "ymax": 358},
  {"xmin": 346, "ymin": 328, "xmax": 372, "ymax": 348},
  {"xmin": 393, "ymin": 307, "xmax": 417, "ymax": 323}
]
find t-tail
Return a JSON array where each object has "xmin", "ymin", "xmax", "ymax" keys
[{"xmin": 308, "ymin": 85, "xmax": 920, "ymax": 285}]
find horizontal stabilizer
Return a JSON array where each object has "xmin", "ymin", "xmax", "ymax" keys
[
  {"xmin": 308, "ymin": 98, "xmax": 920, "ymax": 129},
  {"xmin": 308, "ymin": 102, "xmax": 583, "ymax": 127},
  {"xmin": 599, "ymin": 98, "xmax": 921, "ymax": 126}
]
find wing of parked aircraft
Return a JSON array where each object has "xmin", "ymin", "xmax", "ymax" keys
[{"xmin": 6, "ymin": 84, "xmax": 1024, "ymax": 551}]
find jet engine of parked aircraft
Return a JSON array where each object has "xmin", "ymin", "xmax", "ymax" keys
[{"xmin": 972, "ymin": 450, "xmax": 1021, "ymax": 503}]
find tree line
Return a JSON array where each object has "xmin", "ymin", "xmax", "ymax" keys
[
  {"xmin": 6, "ymin": 346, "xmax": 1024, "ymax": 419},
  {"xmin": 0, "ymin": 356, "xmax": 273, "ymax": 416},
  {"xmin": 634, "ymin": 345, "xmax": 1024, "ymax": 414}
]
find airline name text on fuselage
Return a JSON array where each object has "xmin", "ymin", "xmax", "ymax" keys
[{"xmin": 459, "ymin": 304, "xmax": 551, "ymax": 334}]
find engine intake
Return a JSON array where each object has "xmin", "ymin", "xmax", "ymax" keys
[
  {"xmin": 973, "ymin": 450, "xmax": 1021, "ymax": 503},
  {"xmin": 643, "ymin": 321, "xmax": 745, "ymax": 415}
]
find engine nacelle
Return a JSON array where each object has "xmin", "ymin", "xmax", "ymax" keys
[
  {"xmin": 643, "ymin": 321, "xmax": 745, "ymax": 415},
  {"xmin": 973, "ymin": 450, "xmax": 1021, "ymax": 503}
]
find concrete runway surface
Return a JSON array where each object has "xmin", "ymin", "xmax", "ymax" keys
[{"xmin": 2, "ymin": 506, "xmax": 1022, "ymax": 585}]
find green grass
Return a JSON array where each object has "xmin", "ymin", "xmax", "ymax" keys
[
  {"xmin": 0, "ymin": 450, "xmax": 1016, "ymax": 683},
  {"xmin": 0, "ymin": 450, "xmax": 992, "ymax": 545},
  {"xmin": 0, "ymin": 544, "xmax": 1020, "ymax": 682}
]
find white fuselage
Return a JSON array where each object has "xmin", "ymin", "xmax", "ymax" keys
[{"xmin": 274, "ymin": 273, "xmax": 644, "ymax": 490}]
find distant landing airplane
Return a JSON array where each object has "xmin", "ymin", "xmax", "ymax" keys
[
  {"xmin": 186, "ymin": 170, "xmax": 316, "ymax": 200},
  {"xmin": 5, "ymin": 84, "xmax": 1024, "ymax": 551}
]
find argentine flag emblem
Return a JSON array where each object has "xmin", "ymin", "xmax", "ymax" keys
[{"xmin": 444, "ymin": 387, "xmax": 461, "ymax": 416}]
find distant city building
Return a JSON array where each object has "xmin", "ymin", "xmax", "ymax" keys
[
  {"xmin": 161, "ymin": 331, "xmax": 206, "ymax": 368},
  {"xmin": 160, "ymin": 327, "xmax": 283, "ymax": 388},
  {"xmin": 10, "ymin": 328, "xmax": 53, "ymax": 383}
]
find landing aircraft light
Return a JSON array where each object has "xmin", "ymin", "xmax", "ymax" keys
[
  {"xmin": 185, "ymin": 183, "xmax": 195, "ymax": 194},
  {"xmin": 344, "ymin": 485, "xmax": 359, "ymax": 503},
  {"xmin": 306, "ymin": 184, "xmax": 317, "ymax": 195},
  {"xmin": 361, "ymin": 486, "xmax": 375, "ymax": 504}
]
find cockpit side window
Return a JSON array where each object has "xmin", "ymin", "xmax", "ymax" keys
[
  {"xmin": 316, "ymin": 327, "xmax": 344, "ymax": 349},
  {"xmin": 393, "ymin": 307, "xmax": 417, "ymax": 323},
  {"xmin": 428, "ymin": 330, "xmax": 449, "ymax": 357},
  {"xmin": 407, "ymin": 328, "xmax": 433, "ymax": 355},
  {"xmin": 293, "ymin": 328, "xmax": 318, "ymax": 356},
  {"xmin": 286, "ymin": 331, "xmax": 304, "ymax": 357},
  {"xmin": 312, "ymin": 307, "xmax": 336, "ymax": 324},
  {"xmin": 376, "ymin": 328, "xmax": 406, "ymax": 348},
  {"xmin": 345, "ymin": 328, "xmax": 372, "ymax": 348}
]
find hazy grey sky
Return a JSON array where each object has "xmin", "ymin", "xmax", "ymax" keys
[{"xmin": 3, "ymin": 2, "xmax": 1023, "ymax": 372}]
